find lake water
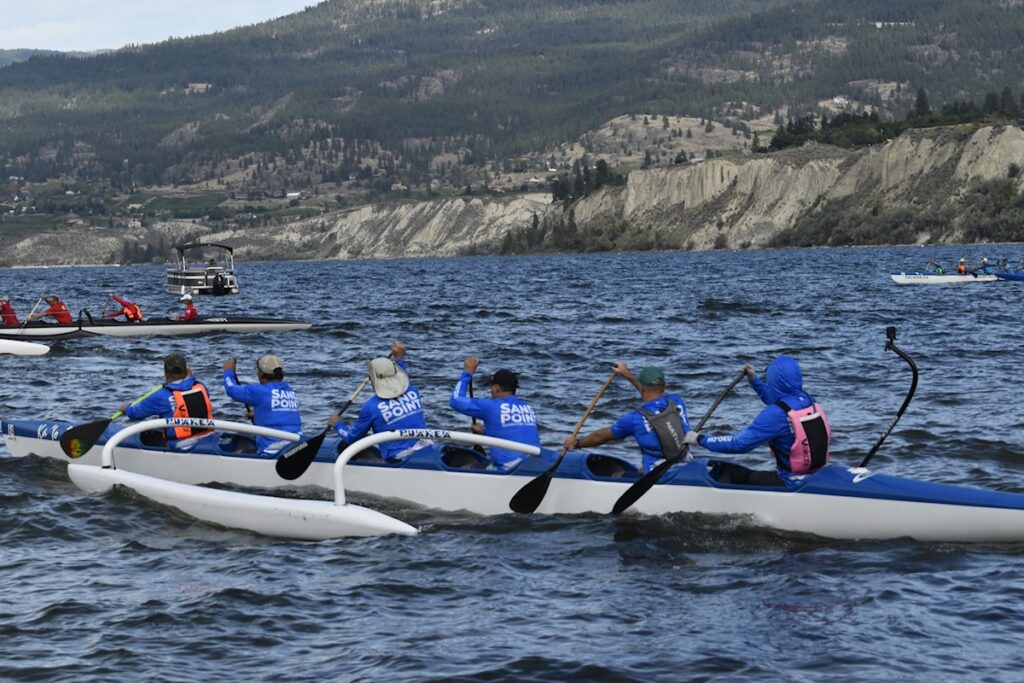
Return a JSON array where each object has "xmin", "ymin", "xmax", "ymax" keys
[{"xmin": 2, "ymin": 246, "xmax": 1023, "ymax": 682}]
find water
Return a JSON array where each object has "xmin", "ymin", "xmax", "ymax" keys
[{"xmin": 1, "ymin": 246, "xmax": 1023, "ymax": 682}]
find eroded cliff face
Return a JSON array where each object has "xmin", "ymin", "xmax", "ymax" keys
[
  {"xmin": 576, "ymin": 125, "xmax": 1024, "ymax": 250},
  {"xmin": 4, "ymin": 125, "xmax": 1022, "ymax": 267}
]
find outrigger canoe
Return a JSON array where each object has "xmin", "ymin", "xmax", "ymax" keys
[
  {"xmin": 890, "ymin": 272, "xmax": 999, "ymax": 284},
  {"xmin": 996, "ymin": 272, "xmax": 1024, "ymax": 282},
  {"xmin": 7, "ymin": 419, "xmax": 1024, "ymax": 543},
  {"xmin": 0, "ymin": 316, "xmax": 311, "ymax": 341}
]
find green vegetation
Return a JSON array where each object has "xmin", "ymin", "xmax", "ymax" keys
[{"xmin": 3, "ymin": 0, "xmax": 1024, "ymax": 197}]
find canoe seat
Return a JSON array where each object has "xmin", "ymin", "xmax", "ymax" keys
[
  {"xmin": 441, "ymin": 446, "xmax": 490, "ymax": 469},
  {"xmin": 219, "ymin": 434, "xmax": 257, "ymax": 454},
  {"xmin": 586, "ymin": 454, "xmax": 636, "ymax": 479}
]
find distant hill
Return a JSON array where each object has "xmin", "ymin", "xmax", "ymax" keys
[
  {"xmin": 0, "ymin": 49, "xmax": 98, "ymax": 68},
  {"xmin": 2, "ymin": 0, "xmax": 1024, "ymax": 193}
]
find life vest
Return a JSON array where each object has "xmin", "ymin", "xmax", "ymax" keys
[
  {"xmin": 124, "ymin": 302, "xmax": 143, "ymax": 322},
  {"xmin": 169, "ymin": 383, "xmax": 214, "ymax": 439},
  {"xmin": 638, "ymin": 399, "xmax": 688, "ymax": 460},
  {"xmin": 775, "ymin": 400, "xmax": 830, "ymax": 474},
  {"xmin": 956, "ymin": 263, "xmax": 967, "ymax": 275}
]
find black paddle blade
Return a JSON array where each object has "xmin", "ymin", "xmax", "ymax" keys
[
  {"xmin": 509, "ymin": 470, "xmax": 555, "ymax": 514},
  {"xmin": 59, "ymin": 419, "xmax": 112, "ymax": 458},
  {"xmin": 275, "ymin": 430, "xmax": 327, "ymax": 480},
  {"xmin": 611, "ymin": 456, "xmax": 676, "ymax": 515}
]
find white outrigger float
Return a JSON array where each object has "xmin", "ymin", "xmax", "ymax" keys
[
  {"xmin": 0, "ymin": 339, "xmax": 49, "ymax": 356},
  {"xmin": 66, "ymin": 418, "xmax": 417, "ymax": 540}
]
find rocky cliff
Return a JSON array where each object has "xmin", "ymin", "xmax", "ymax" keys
[{"xmin": 4, "ymin": 125, "xmax": 1023, "ymax": 267}]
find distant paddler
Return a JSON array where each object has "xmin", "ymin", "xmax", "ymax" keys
[
  {"xmin": 927, "ymin": 259, "xmax": 945, "ymax": 275},
  {"xmin": 27, "ymin": 295, "xmax": 73, "ymax": 325},
  {"xmin": 177, "ymin": 293, "xmax": 198, "ymax": 321},
  {"xmin": 0, "ymin": 296, "xmax": 18, "ymax": 327},
  {"xmin": 103, "ymin": 293, "xmax": 144, "ymax": 322},
  {"xmin": 956, "ymin": 258, "xmax": 968, "ymax": 275}
]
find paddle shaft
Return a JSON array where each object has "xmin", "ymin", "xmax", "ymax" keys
[
  {"xmin": 860, "ymin": 331, "xmax": 918, "ymax": 468},
  {"xmin": 611, "ymin": 370, "xmax": 745, "ymax": 515},
  {"xmin": 19, "ymin": 295, "xmax": 44, "ymax": 331},
  {"xmin": 111, "ymin": 385, "xmax": 165, "ymax": 420},
  {"xmin": 275, "ymin": 353, "xmax": 389, "ymax": 480},
  {"xmin": 508, "ymin": 371, "xmax": 616, "ymax": 514}
]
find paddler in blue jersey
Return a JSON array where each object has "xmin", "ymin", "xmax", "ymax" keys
[
  {"xmin": 222, "ymin": 354, "xmax": 303, "ymax": 455},
  {"xmin": 119, "ymin": 353, "xmax": 214, "ymax": 446},
  {"xmin": 449, "ymin": 357, "xmax": 541, "ymax": 470},
  {"xmin": 328, "ymin": 341, "xmax": 432, "ymax": 462},
  {"xmin": 685, "ymin": 356, "xmax": 831, "ymax": 486},
  {"xmin": 566, "ymin": 363, "xmax": 690, "ymax": 473}
]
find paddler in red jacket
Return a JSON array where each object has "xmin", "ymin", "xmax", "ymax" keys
[
  {"xmin": 28, "ymin": 296, "xmax": 73, "ymax": 325},
  {"xmin": 0, "ymin": 296, "xmax": 17, "ymax": 327},
  {"xmin": 103, "ymin": 293, "xmax": 143, "ymax": 322},
  {"xmin": 177, "ymin": 293, "xmax": 198, "ymax": 321}
]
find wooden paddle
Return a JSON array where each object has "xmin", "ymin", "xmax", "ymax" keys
[
  {"xmin": 59, "ymin": 385, "xmax": 164, "ymax": 458},
  {"xmin": 509, "ymin": 371, "xmax": 617, "ymax": 514},
  {"xmin": 275, "ymin": 361, "xmax": 382, "ymax": 481},
  {"xmin": 611, "ymin": 371, "xmax": 745, "ymax": 515}
]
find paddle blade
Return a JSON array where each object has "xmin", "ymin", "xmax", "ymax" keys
[
  {"xmin": 59, "ymin": 419, "xmax": 112, "ymax": 458},
  {"xmin": 611, "ymin": 457, "xmax": 675, "ymax": 515},
  {"xmin": 275, "ymin": 430, "xmax": 327, "ymax": 480},
  {"xmin": 509, "ymin": 471, "xmax": 554, "ymax": 514}
]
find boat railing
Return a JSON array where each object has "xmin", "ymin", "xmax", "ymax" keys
[
  {"xmin": 334, "ymin": 429, "xmax": 541, "ymax": 505},
  {"xmin": 101, "ymin": 418, "xmax": 301, "ymax": 469}
]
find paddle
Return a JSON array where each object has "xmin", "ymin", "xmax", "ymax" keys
[
  {"xmin": 275, "ymin": 365, "xmax": 379, "ymax": 480},
  {"xmin": 859, "ymin": 326, "xmax": 918, "ymax": 468},
  {"xmin": 611, "ymin": 371, "xmax": 746, "ymax": 515},
  {"xmin": 508, "ymin": 370, "xmax": 617, "ymax": 514},
  {"xmin": 19, "ymin": 295, "xmax": 44, "ymax": 331},
  {"xmin": 59, "ymin": 385, "xmax": 164, "ymax": 458},
  {"xmin": 467, "ymin": 376, "xmax": 487, "ymax": 455}
]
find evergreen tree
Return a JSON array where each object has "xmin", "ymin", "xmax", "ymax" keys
[{"xmin": 914, "ymin": 88, "xmax": 931, "ymax": 118}]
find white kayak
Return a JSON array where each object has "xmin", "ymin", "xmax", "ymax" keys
[
  {"xmin": 67, "ymin": 418, "xmax": 417, "ymax": 540},
  {"xmin": 0, "ymin": 339, "xmax": 49, "ymax": 356},
  {"xmin": 890, "ymin": 272, "xmax": 1000, "ymax": 284}
]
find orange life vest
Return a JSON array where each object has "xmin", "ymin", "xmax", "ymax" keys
[
  {"xmin": 956, "ymin": 263, "xmax": 967, "ymax": 275},
  {"xmin": 169, "ymin": 383, "xmax": 214, "ymax": 439},
  {"xmin": 124, "ymin": 302, "xmax": 143, "ymax": 322}
]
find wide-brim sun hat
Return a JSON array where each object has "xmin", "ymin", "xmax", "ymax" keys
[{"xmin": 367, "ymin": 357, "xmax": 409, "ymax": 399}]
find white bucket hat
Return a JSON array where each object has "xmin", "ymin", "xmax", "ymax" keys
[
  {"xmin": 367, "ymin": 357, "xmax": 409, "ymax": 399},
  {"xmin": 180, "ymin": 293, "xmax": 193, "ymax": 301}
]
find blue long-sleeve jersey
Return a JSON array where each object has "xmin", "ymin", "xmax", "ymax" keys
[
  {"xmin": 222, "ymin": 370, "xmax": 302, "ymax": 454},
  {"xmin": 449, "ymin": 371, "xmax": 541, "ymax": 468},
  {"xmin": 610, "ymin": 393, "xmax": 690, "ymax": 473},
  {"xmin": 334, "ymin": 360, "xmax": 428, "ymax": 461},
  {"xmin": 697, "ymin": 356, "xmax": 815, "ymax": 478}
]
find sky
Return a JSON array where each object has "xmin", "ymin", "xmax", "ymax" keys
[{"xmin": 0, "ymin": 0, "xmax": 317, "ymax": 52}]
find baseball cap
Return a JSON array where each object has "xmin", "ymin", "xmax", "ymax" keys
[
  {"xmin": 164, "ymin": 353, "xmax": 187, "ymax": 375},
  {"xmin": 638, "ymin": 366, "xmax": 665, "ymax": 387},
  {"xmin": 488, "ymin": 369, "xmax": 519, "ymax": 392},
  {"xmin": 257, "ymin": 354, "xmax": 284, "ymax": 375}
]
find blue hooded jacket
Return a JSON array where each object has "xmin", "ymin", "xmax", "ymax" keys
[{"xmin": 698, "ymin": 356, "xmax": 815, "ymax": 476}]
